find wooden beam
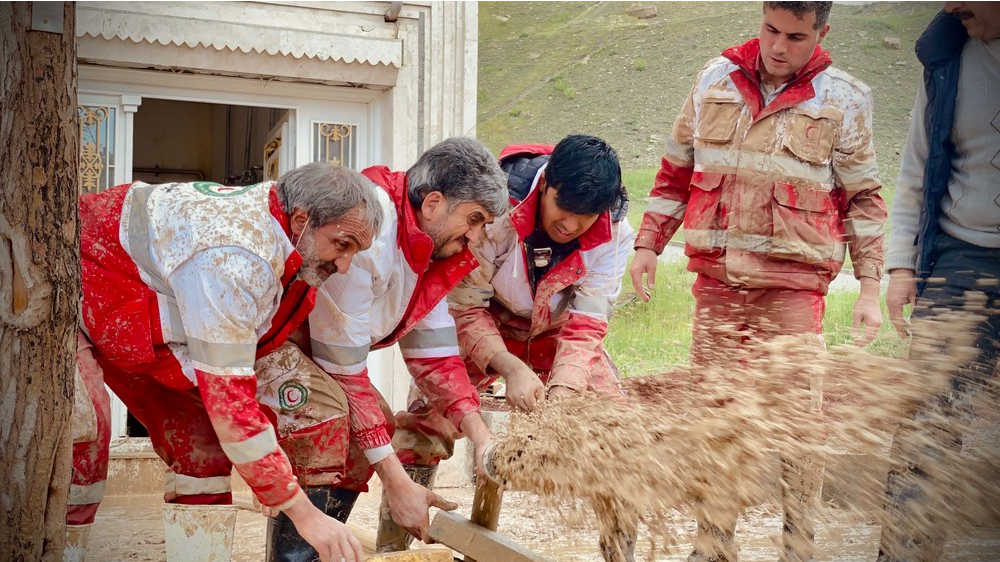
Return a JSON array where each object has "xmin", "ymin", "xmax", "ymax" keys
[
  {"xmin": 428, "ymin": 511, "xmax": 553, "ymax": 562},
  {"xmin": 365, "ymin": 550, "xmax": 453, "ymax": 562}
]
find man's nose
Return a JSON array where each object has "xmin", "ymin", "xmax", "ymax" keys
[
  {"xmin": 335, "ymin": 253, "xmax": 354, "ymax": 273},
  {"xmin": 466, "ymin": 224, "xmax": 484, "ymax": 244}
]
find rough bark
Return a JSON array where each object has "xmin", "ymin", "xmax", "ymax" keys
[{"xmin": 0, "ymin": 3, "xmax": 79, "ymax": 561}]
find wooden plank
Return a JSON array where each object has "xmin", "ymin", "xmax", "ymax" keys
[
  {"xmin": 366, "ymin": 549, "xmax": 453, "ymax": 562},
  {"xmin": 428, "ymin": 510, "xmax": 553, "ymax": 562}
]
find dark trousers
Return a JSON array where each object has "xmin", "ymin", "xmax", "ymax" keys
[{"xmin": 878, "ymin": 233, "xmax": 1000, "ymax": 562}]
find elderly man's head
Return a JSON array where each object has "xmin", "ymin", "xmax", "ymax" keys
[
  {"xmin": 277, "ymin": 163, "xmax": 384, "ymax": 286},
  {"xmin": 406, "ymin": 137, "xmax": 509, "ymax": 260}
]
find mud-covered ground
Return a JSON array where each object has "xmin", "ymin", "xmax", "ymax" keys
[{"xmin": 89, "ymin": 481, "xmax": 1000, "ymax": 562}]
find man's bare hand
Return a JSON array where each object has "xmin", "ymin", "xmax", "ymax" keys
[
  {"xmin": 283, "ymin": 490, "xmax": 364, "ymax": 562},
  {"xmin": 629, "ymin": 248, "xmax": 659, "ymax": 302},
  {"xmin": 384, "ymin": 475, "xmax": 458, "ymax": 543},
  {"xmin": 885, "ymin": 269, "xmax": 917, "ymax": 337},
  {"xmin": 491, "ymin": 352, "xmax": 544, "ymax": 412},
  {"xmin": 852, "ymin": 278, "xmax": 883, "ymax": 346}
]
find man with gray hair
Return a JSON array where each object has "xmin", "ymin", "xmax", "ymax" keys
[
  {"xmin": 272, "ymin": 137, "xmax": 510, "ymax": 558},
  {"xmin": 67, "ymin": 163, "xmax": 386, "ymax": 562}
]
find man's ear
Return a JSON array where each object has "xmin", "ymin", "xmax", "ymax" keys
[
  {"xmin": 420, "ymin": 191, "xmax": 446, "ymax": 221},
  {"xmin": 817, "ymin": 23, "xmax": 830, "ymax": 43},
  {"xmin": 290, "ymin": 208, "xmax": 309, "ymax": 237}
]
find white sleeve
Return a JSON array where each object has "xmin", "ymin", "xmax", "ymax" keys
[
  {"xmin": 168, "ymin": 248, "xmax": 278, "ymax": 376},
  {"xmin": 886, "ymin": 82, "xmax": 930, "ymax": 272},
  {"xmin": 308, "ymin": 254, "xmax": 375, "ymax": 376}
]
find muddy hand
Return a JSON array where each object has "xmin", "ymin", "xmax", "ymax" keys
[{"xmin": 629, "ymin": 248, "xmax": 658, "ymax": 302}]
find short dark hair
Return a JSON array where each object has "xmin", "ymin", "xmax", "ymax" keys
[
  {"xmin": 763, "ymin": 1, "xmax": 833, "ymax": 29},
  {"xmin": 545, "ymin": 135, "xmax": 626, "ymax": 216}
]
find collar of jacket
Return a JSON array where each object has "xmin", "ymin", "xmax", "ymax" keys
[
  {"xmin": 916, "ymin": 11, "xmax": 968, "ymax": 69},
  {"xmin": 362, "ymin": 165, "xmax": 435, "ymax": 271},
  {"xmin": 498, "ymin": 143, "xmax": 555, "ymax": 162},
  {"xmin": 268, "ymin": 183, "xmax": 303, "ymax": 286},
  {"xmin": 722, "ymin": 37, "xmax": 832, "ymax": 121},
  {"xmin": 507, "ymin": 180, "xmax": 612, "ymax": 252}
]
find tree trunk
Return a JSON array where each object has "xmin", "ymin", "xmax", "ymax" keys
[{"xmin": 0, "ymin": 3, "xmax": 79, "ymax": 561}]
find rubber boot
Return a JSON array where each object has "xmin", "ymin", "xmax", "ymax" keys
[
  {"xmin": 163, "ymin": 504, "xmax": 237, "ymax": 562},
  {"xmin": 686, "ymin": 512, "xmax": 738, "ymax": 562},
  {"xmin": 779, "ymin": 454, "xmax": 823, "ymax": 562},
  {"xmin": 597, "ymin": 507, "xmax": 637, "ymax": 562},
  {"xmin": 375, "ymin": 464, "xmax": 437, "ymax": 553},
  {"xmin": 63, "ymin": 524, "xmax": 91, "ymax": 562},
  {"xmin": 266, "ymin": 486, "xmax": 361, "ymax": 562}
]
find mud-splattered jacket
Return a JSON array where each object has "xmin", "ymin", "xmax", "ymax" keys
[
  {"xmin": 80, "ymin": 180, "xmax": 314, "ymax": 508},
  {"xmin": 308, "ymin": 166, "xmax": 481, "ymax": 462},
  {"xmin": 449, "ymin": 145, "xmax": 634, "ymax": 391},
  {"xmin": 636, "ymin": 39, "xmax": 886, "ymax": 293}
]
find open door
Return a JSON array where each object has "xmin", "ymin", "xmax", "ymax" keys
[{"xmin": 264, "ymin": 110, "xmax": 293, "ymax": 181}]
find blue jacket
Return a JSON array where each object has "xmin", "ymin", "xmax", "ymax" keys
[{"xmin": 913, "ymin": 11, "xmax": 968, "ymax": 292}]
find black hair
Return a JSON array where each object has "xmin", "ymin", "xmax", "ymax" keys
[
  {"xmin": 545, "ymin": 135, "xmax": 627, "ymax": 217},
  {"xmin": 764, "ymin": 1, "xmax": 833, "ymax": 29}
]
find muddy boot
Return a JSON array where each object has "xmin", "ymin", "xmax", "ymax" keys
[
  {"xmin": 163, "ymin": 504, "xmax": 237, "ymax": 562},
  {"xmin": 598, "ymin": 518, "xmax": 637, "ymax": 562},
  {"xmin": 63, "ymin": 524, "xmax": 91, "ymax": 562},
  {"xmin": 686, "ymin": 513, "xmax": 737, "ymax": 562},
  {"xmin": 266, "ymin": 486, "xmax": 332, "ymax": 562},
  {"xmin": 779, "ymin": 455, "xmax": 823, "ymax": 562},
  {"xmin": 375, "ymin": 464, "xmax": 437, "ymax": 553}
]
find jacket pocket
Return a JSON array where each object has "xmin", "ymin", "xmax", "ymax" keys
[
  {"xmin": 684, "ymin": 172, "xmax": 726, "ymax": 256},
  {"xmin": 782, "ymin": 106, "xmax": 842, "ymax": 165},
  {"xmin": 695, "ymin": 97, "xmax": 742, "ymax": 143},
  {"xmin": 769, "ymin": 182, "xmax": 845, "ymax": 266}
]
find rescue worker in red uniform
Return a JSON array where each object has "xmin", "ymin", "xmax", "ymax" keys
[
  {"xmin": 269, "ymin": 137, "xmax": 511, "ymax": 559},
  {"xmin": 399, "ymin": 135, "xmax": 638, "ymax": 561},
  {"xmin": 628, "ymin": 3, "xmax": 887, "ymax": 562},
  {"xmin": 69, "ymin": 163, "xmax": 395, "ymax": 562}
]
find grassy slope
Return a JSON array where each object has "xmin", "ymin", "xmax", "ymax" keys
[
  {"xmin": 479, "ymin": 1, "xmax": 939, "ymax": 208},
  {"xmin": 478, "ymin": 2, "xmax": 936, "ymax": 374}
]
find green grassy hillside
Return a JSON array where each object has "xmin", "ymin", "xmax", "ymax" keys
[{"xmin": 478, "ymin": 1, "xmax": 940, "ymax": 201}]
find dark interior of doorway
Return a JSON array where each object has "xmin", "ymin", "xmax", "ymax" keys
[{"xmin": 131, "ymin": 97, "xmax": 286, "ymax": 188}]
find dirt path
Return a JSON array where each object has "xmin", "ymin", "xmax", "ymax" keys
[{"xmin": 89, "ymin": 484, "xmax": 1000, "ymax": 562}]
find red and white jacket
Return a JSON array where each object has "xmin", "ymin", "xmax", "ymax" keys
[
  {"xmin": 449, "ymin": 145, "xmax": 634, "ymax": 391},
  {"xmin": 80, "ymin": 180, "xmax": 314, "ymax": 508},
  {"xmin": 636, "ymin": 39, "xmax": 886, "ymax": 293},
  {"xmin": 308, "ymin": 166, "xmax": 482, "ymax": 463}
]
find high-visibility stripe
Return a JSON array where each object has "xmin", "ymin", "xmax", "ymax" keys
[
  {"xmin": 572, "ymin": 294, "xmax": 613, "ymax": 320},
  {"xmin": 686, "ymin": 228, "xmax": 846, "ymax": 259},
  {"xmin": 190, "ymin": 360, "xmax": 254, "ymax": 377},
  {"xmin": 663, "ymin": 139, "xmax": 694, "ymax": 166},
  {"xmin": 220, "ymin": 429, "xmax": 280, "ymax": 465},
  {"xmin": 123, "ymin": 183, "xmax": 172, "ymax": 295},
  {"xmin": 845, "ymin": 217, "xmax": 884, "ymax": 238},
  {"xmin": 68, "ymin": 481, "xmax": 106, "ymax": 506},
  {"xmin": 312, "ymin": 355, "xmax": 366, "ymax": 376},
  {"xmin": 645, "ymin": 197, "xmax": 688, "ymax": 219},
  {"xmin": 311, "ymin": 339, "xmax": 370, "ymax": 368},
  {"xmin": 398, "ymin": 326, "xmax": 458, "ymax": 351},
  {"xmin": 694, "ymin": 148, "xmax": 834, "ymax": 188},
  {"xmin": 187, "ymin": 337, "xmax": 256, "ymax": 370},
  {"xmin": 165, "ymin": 473, "xmax": 231, "ymax": 496},
  {"xmin": 400, "ymin": 346, "xmax": 460, "ymax": 359}
]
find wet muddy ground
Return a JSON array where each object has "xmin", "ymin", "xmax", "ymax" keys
[{"xmin": 89, "ymin": 482, "xmax": 1000, "ymax": 562}]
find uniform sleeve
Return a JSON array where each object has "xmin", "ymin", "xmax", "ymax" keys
[
  {"xmin": 634, "ymin": 77, "xmax": 699, "ymax": 253},
  {"xmin": 833, "ymin": 86, "xmax": 888, "ymax": 281},
  {"xmin": 169, "ymin": 248, "xmax": 300, "ymax": 509},
  {"xmin": 399, "ymin": 300, "xmax": 481, "ymax": 429},
  {"xmin": 448, "ymin": 229, "xmax": 507, "ymax": 375},
  {"xmin": 551, "ymin": 220, "xmax": 635, "ymax": 391},
  {"xmin": 308, "ymin": 256, "xmax": 392, "ymax": 464},
  {"xmin": 885, "ymin": 82, "xmax": 929, "ymax": 272}
]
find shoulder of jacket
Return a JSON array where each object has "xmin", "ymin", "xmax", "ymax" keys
[{"xmin": 819, "ymin": 66, "xmax": 872, "ymax": 98}]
